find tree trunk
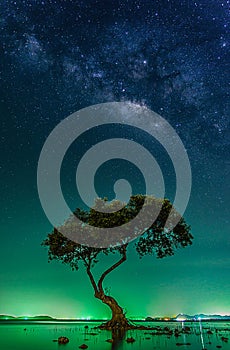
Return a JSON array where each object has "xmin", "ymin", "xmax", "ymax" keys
[
  {"xmin": 95, "ymin": 292, "xmax": 130, "ymax": 330},
  {"xmin": 85, "ymin": 246, "xmax": 131, "ymax": 331}
]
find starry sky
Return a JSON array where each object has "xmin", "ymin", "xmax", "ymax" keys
[{"xmin": 1, "ymin": 0, "xmax": 230, "ymax": 319}]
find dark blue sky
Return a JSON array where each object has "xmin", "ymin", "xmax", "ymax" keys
[{"xmin": 0, "ymin": 0, "xmax": 229, "ymax": 318}]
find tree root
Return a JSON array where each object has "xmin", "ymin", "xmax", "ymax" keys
[
  {"xmin": 99, "ymin": 319, "xmax": 175, "ymax": 332},
  {"xmin": 98, "ymin": 318, "xmax": 161, "ymax": 331},
  {"xmin": 99, "ymin": 318, "xmax": 131, "ymax": 330}
]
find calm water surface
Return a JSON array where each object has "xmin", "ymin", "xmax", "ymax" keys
[{"xmin": 0, "ymin": 321, "xmax": 229, "ymax": 350}]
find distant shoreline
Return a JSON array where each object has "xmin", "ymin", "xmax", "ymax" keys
[{"xmin": 1, "ymin": 319, "xmax": 230, "ymax": 324}]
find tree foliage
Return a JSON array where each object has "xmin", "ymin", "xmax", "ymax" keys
[{"xmin": 42, "ymin": 194, "xmax": 193, "ymax": 270}]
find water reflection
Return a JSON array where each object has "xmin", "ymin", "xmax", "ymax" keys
[
  {"xmin": 198, "ymin": 320, "xmax": 205, "ymax": 349},
  {"xmin": 0, "ymin": 321, "xmax": 229, "ymax": 349},
  {"xmin": 111, "ymin": 328, "xmax": 126, "ymax": 350}
]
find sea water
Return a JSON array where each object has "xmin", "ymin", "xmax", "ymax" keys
[{"xmin": 0, "ymin": 321, "xmax": 229, "ymax": 350}]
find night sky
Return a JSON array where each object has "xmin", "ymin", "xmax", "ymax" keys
[{"xmin": 1, "ymin": 0, "xmax": 229, "ymax": 319}]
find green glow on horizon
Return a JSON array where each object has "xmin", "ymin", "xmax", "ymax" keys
[{"xmin": 1, "ymin": 243, "xmax": 230, "ymax": 320}]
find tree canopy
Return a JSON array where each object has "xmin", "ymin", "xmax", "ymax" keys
[{"xmin": 43, "ymin": 194, "xmax": 192, "ymax": 268}]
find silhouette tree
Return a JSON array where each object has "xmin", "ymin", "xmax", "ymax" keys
[{"xmin": 42, "ymin": 195, "xmax": 192, "ymax": 331}]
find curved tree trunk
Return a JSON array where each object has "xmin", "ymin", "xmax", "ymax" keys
[
  {"xmin": 86, "ymin": 245, "xmax": 132, "ymax": 330},
  {"xmin": 95, "ymin": 292, "xmax": 130, "ymax": 329}
]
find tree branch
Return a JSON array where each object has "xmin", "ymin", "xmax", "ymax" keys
[
  {"xmin": 86, "ymin": 266, "xmax": 99, "ymax": 295},
  {"xmin": 98, "ymin": 246, "xmax": 127, "ymax": 294}
]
